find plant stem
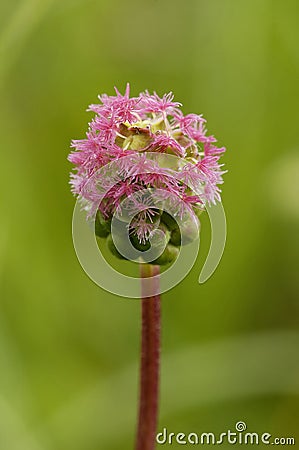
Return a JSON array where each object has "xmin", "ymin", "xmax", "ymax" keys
[{"xmin": 135, "ymin": 264, "xmax": 161, "ymax": 450}]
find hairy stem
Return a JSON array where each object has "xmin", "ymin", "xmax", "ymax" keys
[{"xmin": 135, "ymin": 264, "xmax": 161, "ymax": 450}]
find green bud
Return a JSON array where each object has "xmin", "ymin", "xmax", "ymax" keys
[
  {"xmin": 161, "ymin": 211, "xmax": 178, "ymax": 231},
  {"xmin": 161, "ymin": 211, "xmax": 200, "ymax": 247},
  {"xmin": 170, "ymin": 227, "xmax": 181, "ymax": 246},
  {"xmin": 171, "ymin": 216, "xmax": 199, "ymax": 246},
  {"xmin": 130, "ymin": 233, "xmax": 151, "ymax": 252},
  {"xmin": 151, "ymin": 243, "xmax": 179, "ymax": 266},
  {"xmin": 95, "ymin": 210, "xmax": 111, "ymax": 238},
  {"xmin": 156, "ymin": 222, "xmax": 171, "ymax": 244},
  {"xmin": 129, "ymin": 220, "xmax": 169, "ymax": 253}
]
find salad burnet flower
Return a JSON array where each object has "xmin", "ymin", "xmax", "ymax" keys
[{"xmin": 68, "ymin": 84, "xmax": 226, "ymax": 264}]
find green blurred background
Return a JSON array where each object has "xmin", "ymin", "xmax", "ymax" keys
[{"xmin": 1, "ymin": 0, "xmax": 299, "ymax": 449}]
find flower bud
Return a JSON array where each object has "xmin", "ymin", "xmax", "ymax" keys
[
  {"xmin": 95, "ymin": 210, "xmax": 111, "ymax": 238},
  {"xmin": 170, "ymin": 216, "xmax": 199, "ymax": 246},
  {"xmin": 130, "ymin": 234, "xmax": 151, "ymax": 252},
  {"xmin": 70, "ymin": 85, "xmax": 226, "ymax": 268},
  {"xmin": 161, "ymin": 212, "xmax": 178, "ymax": 231},
  {"xmin": 151, "ymin": 243, "xmax": 179, "ymax": 266}
]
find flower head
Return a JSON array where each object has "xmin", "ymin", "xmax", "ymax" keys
[{"xmin": 69, "ymin": 85, "xmax": 226, "ymax": 264}]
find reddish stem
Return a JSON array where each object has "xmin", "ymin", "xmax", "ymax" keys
[{"xmin": 135, "ymin": 264, "xmax": 161, "ymax": 450}]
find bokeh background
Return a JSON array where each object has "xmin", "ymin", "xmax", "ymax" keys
[{"xmin": 1, "ymin": 0, "xmax": 299, "ymax": 449}]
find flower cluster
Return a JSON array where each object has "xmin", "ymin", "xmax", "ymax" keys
[{"xmin": 69, "ymin": 85, "xmax": 226, "ymax": 264}]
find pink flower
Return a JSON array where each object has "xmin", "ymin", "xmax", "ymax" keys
[
  {"xmin": 146, "ymin": 133, "xmax": 185, "ymax": 157},
  {"xmin": 89, "ymin": 83, "xmax": 139, "ymax": 124},
  {"xmin": 69, "ymin": 84, "xmax": 226, "ymax": 243},
  {"xmin": 139, "ymin": 91, "xmax": 181, "ymax": 115},
  {"xmin": 173, "ymin": 111, "xmax": 205, "ymax": 133},
  {"xmin": 204, "ymin": 142, "xmax": 226, "ymax": 156}
]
